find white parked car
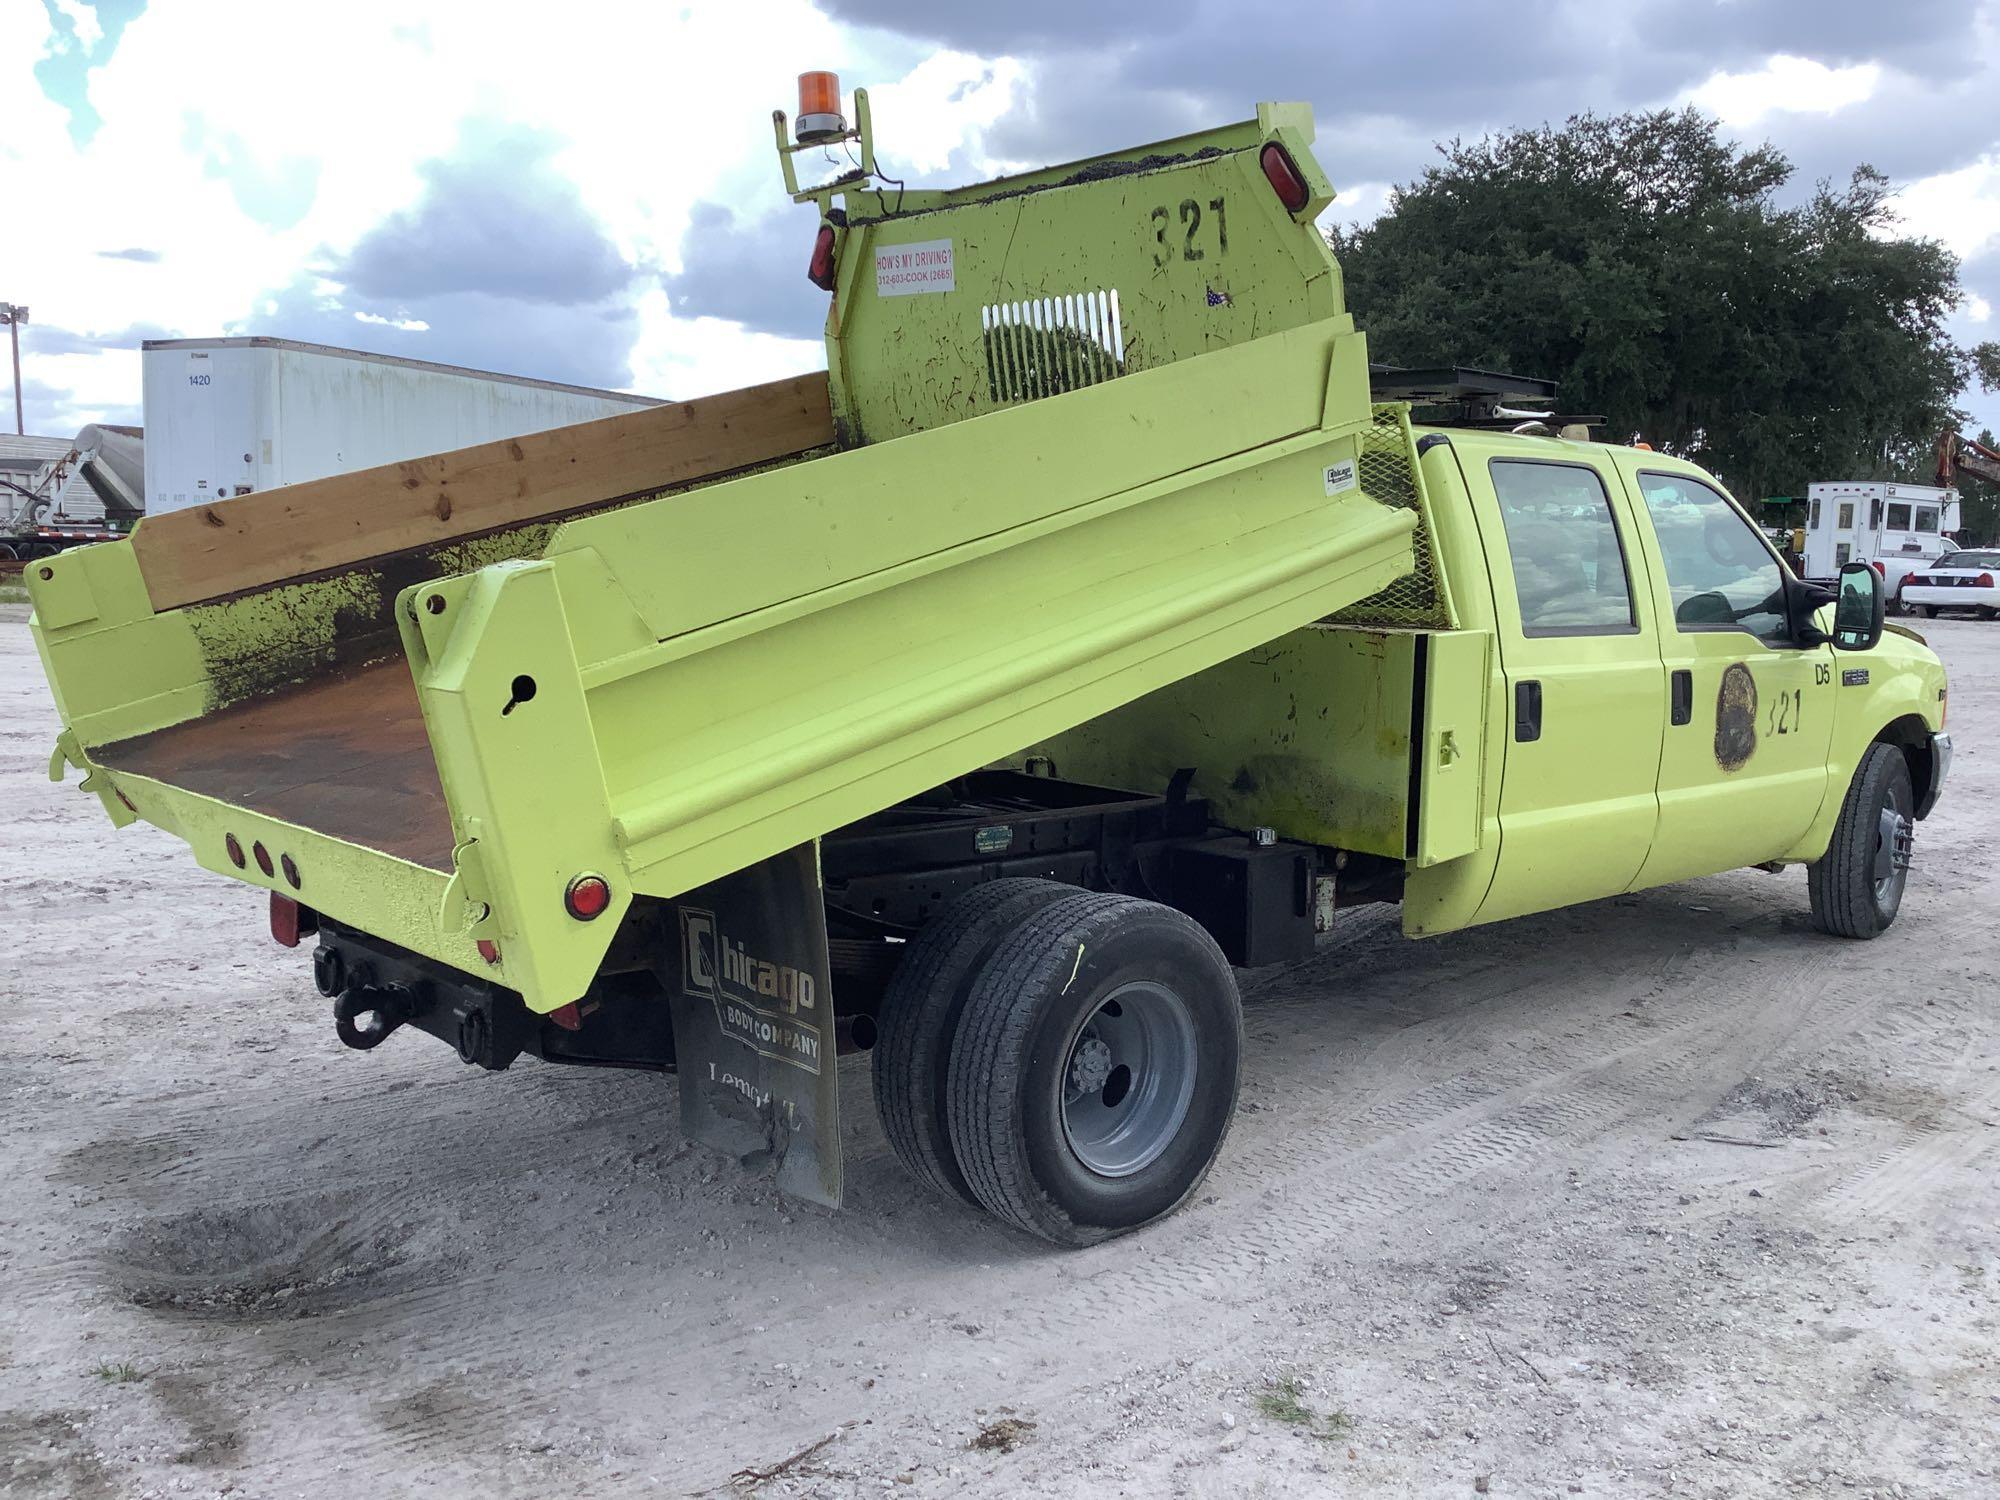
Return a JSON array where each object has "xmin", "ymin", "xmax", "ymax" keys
[{"xmin": 1900, "ymin": 549, "xmax": 2000, "ymax": 619}]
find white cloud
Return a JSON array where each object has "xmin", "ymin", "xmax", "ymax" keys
[
  {"xmin": 47, "ymin": 0, "xmax": 103, "ymax": 51},
  {"xmin": 861, "ymin": 51, "xmax": 1027, "ymax": 177},
  {"xmin": 629, "ymin": 292, "xmax": 824, "ymax": 402},
  {"xmin": 0, "ymin": 0, "xmax": 914, "ymax": 431},
  {"xmin": 1687, "ymin": 55, "xmax": 1880, "ymax": 127},
  {"xmin": 354, "ymin": 311, "xmax": 431, "ymax": 331},
  {"xmin": 1887, "ymin": 153, "xmax": 2000, "ymax": 262}
]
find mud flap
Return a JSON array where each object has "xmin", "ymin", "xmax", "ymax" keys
[{"xmin": 657, "ymin": 843, "xmax": 841, "ymax": 1207}]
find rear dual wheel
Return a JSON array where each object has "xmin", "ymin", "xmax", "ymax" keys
[
  {"xmin": 874, "ymin": 885, "xmax": 1243, "ymax": 1246},
  {"xmin": 870, "ymin": 878, "xmax": 1070, "ymax": 1206}
]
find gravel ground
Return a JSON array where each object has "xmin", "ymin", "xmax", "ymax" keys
[{"xmin": 1, "ymin": 603, "xmax": 1995, "ymax": 1499}]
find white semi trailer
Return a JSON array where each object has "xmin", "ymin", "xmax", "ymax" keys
[{"xmin": 140, "ymin": 338, "xmax": 665, "ymax": 516}]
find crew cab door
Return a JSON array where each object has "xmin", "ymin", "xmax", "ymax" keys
[
  {"xmin": 1611, "ymin": 460, "xmax": 1835, "ymax": 888},
  {"xmin": 1463, "ymin": 453, "xmax": 1667, "ymax": 924}
]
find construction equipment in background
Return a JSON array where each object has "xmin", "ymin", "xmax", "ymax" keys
[
  {"xmin": 1, "ymin": 423, "xmax": 143, "ymax": 561},
  {"xmin": 1936, "ymin": 428, "xmax": 2000, "ymax": 489}
]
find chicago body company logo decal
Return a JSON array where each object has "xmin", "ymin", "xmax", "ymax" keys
[{"xmin": 679, "ymin": 907, "xmax": 824, "ymax": 1074}]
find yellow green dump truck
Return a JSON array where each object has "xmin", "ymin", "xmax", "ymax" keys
[{"xmin": 29, "ymin": 84, "xmax": 1951, "ymax": 1246}]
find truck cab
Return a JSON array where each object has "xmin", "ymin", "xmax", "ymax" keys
[
  {"xmin": 1411, "ymin": 430, "xmax": 1948, "ymax": 929},
  {"xmin": 1033, "ymin": 424, "xmax": 1949, "ymax": 945}
]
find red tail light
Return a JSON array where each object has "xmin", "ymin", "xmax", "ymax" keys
[
  {"xmin": 1870, "ymin": 559, "xmax": 1886, "ymax": 577},
  {"xmin": 807, "ymin": 224, "xmax": 838, "ymax": 291},
  {"xmin": 1979, "ymin": 573, "xmax": 1996, "ymax": 588},
  {"xmin": 1260, "ymin": 142, "xmax": 1310, "ymax": 215},
  {"xmin": 564, "ymin": 873, "xmax": 611, "ymax": 921}
]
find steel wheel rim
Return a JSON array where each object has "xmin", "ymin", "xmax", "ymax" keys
[
  {"xmin": 1059, "ymin": 980, "xmax": 1198, "ymax": 1178},
  {"xmin": 1873, "ymin": 781, "xmax": 1913, "ymax": 904}
]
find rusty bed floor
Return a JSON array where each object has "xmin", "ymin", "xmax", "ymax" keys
[{"xmin": 98, "ymin": 658, "xmax": 457, "ymax": 871}]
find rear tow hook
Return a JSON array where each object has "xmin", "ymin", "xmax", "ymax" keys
[{"xmin": 333, "ymin": 985, "xmax": 418, "ymax": 1051}]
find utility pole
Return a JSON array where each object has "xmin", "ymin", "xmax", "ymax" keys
[{"xmin": 0, "ymin": 303, "xmax": 26, "ymax": 435}]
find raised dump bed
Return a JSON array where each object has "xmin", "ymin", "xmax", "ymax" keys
[{"xmin": 32, "ymin": 89, "xmax": 1435, "ymax": 1226}]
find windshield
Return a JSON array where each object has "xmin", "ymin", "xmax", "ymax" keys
[{"xmin": 1937, "ymin": 551, "xmax": 2000, "ymax": 571}]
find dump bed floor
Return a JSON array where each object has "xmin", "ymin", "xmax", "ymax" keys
[{"xmin": 98, "ymin": 660, "xmax": 454, "ymax": 870}]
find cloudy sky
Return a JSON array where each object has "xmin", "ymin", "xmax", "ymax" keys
[{"xmin": 4, "ymin": 0, "xmax": 1997, "ymax": 440}]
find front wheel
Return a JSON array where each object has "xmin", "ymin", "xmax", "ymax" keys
[
  {"xmin": 1807, "ymin": 743, "xmax": 1914, "ymax": 939},
  {"xmin": 946, "ymin": 893, "xmax": 1242, "ymax": 1246}
]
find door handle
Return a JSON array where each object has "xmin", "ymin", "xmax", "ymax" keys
[
  {"xmin": 1514, "ymin": 679, "xmax": 1542, "ymax": 742},
  {"xmin": 1670, "ymin": 669, "xmax": 1693, "ymax": 726}
]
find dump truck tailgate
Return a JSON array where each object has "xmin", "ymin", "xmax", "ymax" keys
[{"xmin": 35, "ymin": 319, "xmax": 1419, "ymax": 1013}]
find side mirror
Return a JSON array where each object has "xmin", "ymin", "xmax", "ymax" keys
[
  {"xmin": 1786, "ymin": 575, "xmax": 1835, "ymax": 647},
  {"xmin": 1832, "ymin": 561, "xmax": 1884, "ymax": 651}
]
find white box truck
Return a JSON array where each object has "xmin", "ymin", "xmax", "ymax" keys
[
  {"xmin": 141, "ymin": 338, "xmax": 665, "ymax": 516},
  {"xmin": 1803, "ymin": 479, "xmax": 1962, "ymax": 595}
]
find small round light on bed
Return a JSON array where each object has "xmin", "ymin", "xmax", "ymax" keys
[{"xmin": 564, "ymin": 873, "xmax": 611, "ymax": 921}]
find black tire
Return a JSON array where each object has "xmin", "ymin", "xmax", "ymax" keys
[
  {"xmin": 0, "ymin": 541, "xmax": 17, "ymax": 561},
  {"xmin": 1807, "ymin": 742, "xmax": 1914, "ymax": 939},
  {"xmin": 947, "ymin": 892, "xmax": 1242, "ymax": 1246},
  {"xmin": 871, "ymin": 878, "xmax": 1070, "ymax": 1206},
  {"xmin": 1979, "ymin": 607, "xmax": 1998, "ymax": 622},
  {"xmin": 1909, "ymin": 604, "xmax": 1933, "ymax": 619}
]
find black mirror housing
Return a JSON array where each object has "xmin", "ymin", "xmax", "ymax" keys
[
  {"xmin": 1787, "ymin": 576, "xmax": 1836, "ymax": 647},
  {"xmin": 1832, "ymin": 562, "xmax": 1885, "ymax": 651}
]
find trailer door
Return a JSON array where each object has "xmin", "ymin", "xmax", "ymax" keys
[{"xmin": 1461, "ymin": 452, "xmax": 1667, "ymax": 925}]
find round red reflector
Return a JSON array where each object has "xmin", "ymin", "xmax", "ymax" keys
[
  {"xmin": 281, "ymin": 853, "xmax": 302, "ymax": 890},
  {"xmin": 807, "ymin": 224, "xmax": 838, "ymax": 292},
  {"xmin": 225, "ymin": 834, "xmax": 246, "ymax": 869},
  {"xmin": 565, "ymin": 874, "xmax": 611, "ymax": 921},
  {"xmin": 252, "ymin": 841, "xmax": 274, "ymax": 877},
  {"xmin": 1260, "ymin": 142, "xmax": 1311, "ymax": 214}
]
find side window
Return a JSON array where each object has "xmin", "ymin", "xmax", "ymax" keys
[
  {"xmin": 1870, "ymin": 498, "xmax": 1883, "ymax": 528},
  {"xmin": 1835, "ymin": 542, "xmax": 1852, "ymax": 565},
  {"xmin": 1838, "ymin": 502, "xmax": 1855, "ymax": 529},
  {"xmin": 1639, "ymin": 472, "xmax": 1790, "ymax": 645},
  {"xmin": 1808, "ymin": 498, "xmax": 1821, "ymax": 528},
  {"xmin": 1887, "ymin": 502, "xmax": 1911, "ymax": 530},
  {"xmin": 1488, "ymin": 460, "xmax": 1635, "ymax": 635},
  {"xmin": 1914, "ymin": 507, "xmax": 1940, "ymax": 534}
]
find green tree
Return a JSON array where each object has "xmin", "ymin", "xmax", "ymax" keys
[
  {"xmin": 1956, "ymin": 428, "xmax": 2000, "ymax": 545},
  {"xmin": 1332, "ymin": 110, "xmax": 1986, "ymax": 505}
]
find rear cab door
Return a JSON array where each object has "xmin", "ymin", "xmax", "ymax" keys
[
  {"xmin": 1452, "ymin": 438, "xmax": 1667, "ymax": 924},
  {"xmin": 1607, "ymin": 452, "xmax": 1835, "ymax": 888}
]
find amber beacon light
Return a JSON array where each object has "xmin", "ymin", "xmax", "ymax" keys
[{"xmin": 796, "ymin": 70, "xmax": 845, "ymax": 144}]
